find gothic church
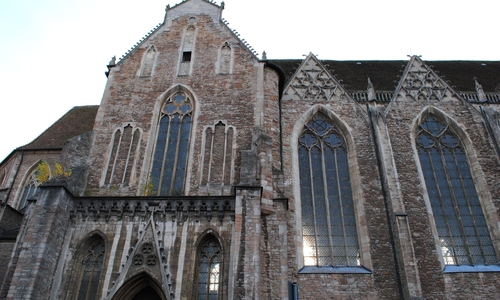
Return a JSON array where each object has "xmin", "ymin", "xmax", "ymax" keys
[{"xmin": 1, "ymin": 0, "xmax": 500, "ymax": 299}]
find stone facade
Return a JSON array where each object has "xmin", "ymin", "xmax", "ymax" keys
[{"xmin": 1, "ymin": 0, "xmax": 500, "ymax": 299}]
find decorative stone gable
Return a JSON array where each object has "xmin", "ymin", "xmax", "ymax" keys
[
  {"xmin": 282, "ymin": 53, "xmax": 349, "ymax": 101},
  {"xmin": 394, "ymin": 56, "xmax": 461, "ymax": 102},
  {"xmin": 105, "ymin": 216, "xmax": 174, "ymax": 300}
]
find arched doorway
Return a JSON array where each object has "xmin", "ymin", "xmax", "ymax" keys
[
  {"xmin": 131, "ymin": 286, "xmax": 162, "ymax": 300},
  {"xmin": 111, "ymin": 273, "xmax": 167, "ymax": 300}
]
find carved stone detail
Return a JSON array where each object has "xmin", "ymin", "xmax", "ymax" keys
[
  {"xmin": 133, "ymin": 254, "xmax": 144, "ymax": 265},
  {"xmin": 282, "ymin": 54, "xmax": 347, "ymax": 101},
  {"xmin": 70, "ymin": 197, "xmax": 235, "ymax": 222},
  {"xmin": 396, "ymin": 58, "xmax": 455, "ymax": 102}
]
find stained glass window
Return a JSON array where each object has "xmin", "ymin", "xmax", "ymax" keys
[
  {"xmin": 17, "ymin": 169, "xmax": 41, "ymax": 209},
  {"xmin": 151, "ymin": 92, "xmax": 192, "ymax": 196},
  {"xmin": 417, "ymin": 115, "xmax": 497, "ymax": 266},
  {"xmin": 198, "ymin": 239, "xmax": 220, "ymax": 300},
  {"xmin": 77, "ymin": 238, "xmax": 105, "ymax": 300},
  {"xmin": 299, "ymin": 114, "xmax": 360, "ymax": 267}
]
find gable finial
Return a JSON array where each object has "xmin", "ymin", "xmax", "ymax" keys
[
  {"xmin": 221, "ymin": 1, "xmax": 225, "ymax": 9},
  {"xmin": 367, "ymin": 77, "xmax": 376, "ymax": 101},
  {"xmin": 474, "ymin": 78, "xmax": 487, "ymax": 102},
  {"xmin": 262, "ymin": 51, "xmax": 267, "ymax": 60}
]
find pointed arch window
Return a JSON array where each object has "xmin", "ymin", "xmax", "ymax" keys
[
  {"xmin": 298, "ymin": 114, "xmax": 360, "ymax": 267},
  {"xmin": 417, "ymin": 116, "xmax": 497, "ymax": 267},
  {"xmin": 76, "ymin": 238, "xmax": 105, "ymax": 300},
  {"xmin": 197, "ymin": 238, "xmax": 221, "ymax": 300},
  {"xmin": 17, "ymin": 167, "xmax": 43, "ymax": 209},
  {"xmin": 151, "ymin": 92, "xmax": 193, "ymax": 195}
]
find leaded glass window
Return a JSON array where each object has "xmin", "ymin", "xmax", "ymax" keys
[
  {"xmin": 417, "ymin": 115, "xmax": 497, "ymax": 266},
  {"xmin": 17, "ymin": 169, "xmax": 41, "ymax": 209},
  {"xmin": 198, "ymin": 239, "xmax": 220, "ymax": 300},
  {"xmin": 299, "ymin": 114, "xmax": 360, "ymax": 267},
  {"xmin": 151, "ymin": 92, "xmax": 193, "ymax": 196},
  {"xmin": 77, "ymin": 238, "xmax": 105, "ymax": 300}
]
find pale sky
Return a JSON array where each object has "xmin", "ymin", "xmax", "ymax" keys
[{"xmin": 0, "ymin": 0, "xmax": 498, "ymax": 160}]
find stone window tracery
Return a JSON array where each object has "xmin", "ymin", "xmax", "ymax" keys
[
  {"xmin": 416, "ymin": 115, "xmax": 497, "ymax": 266},
  {"xmin": 197, "ymin": 238, "xmax": 221, "ymax": 300},
  {"xmin": 103, "ymin": 125, "xmax": 141, "ymax": 186},
  {"xmin": 76, "ymin": 237, "xmax": 105, "ymax": 300},
  {"xmin": 17, "ymin": 165, "xmax": 43, "ymax": 210},
  {"xmin": 151, "ymin": 92, "xmax": 193, "ymax": 196},
  {"xmin": 298, "ymin": 114, "xmax": 360, "ymax": 267},
  {"xmin": 201, "ymin": 121, "xmax": 235, "ymax": 193}
]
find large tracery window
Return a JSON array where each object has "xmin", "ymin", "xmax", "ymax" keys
[
  {"xmin": 299, "ymin": 114, "xmax": 360, "ymax": 267},
  {"xmin": 76, "ymin": 238, "xmax": 105, "ymax": 300},
  {"xmin": 151, "ymin": 92, "xmax": 192, "ymax": 196},
  {"xmin": 417, "ymin": 115, "xmax": 497, "ymax": 267},
  {"xmin": 197, "ymin": 239, "xmax": 221, "ymax": 300}
]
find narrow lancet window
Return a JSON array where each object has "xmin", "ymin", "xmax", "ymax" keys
[
  {"xmin": 198, "ymin": 239, "xmax": 221, "ymax": 300},
  {"xmin": 76, "ymin": 238, "xmax": 105, "ymax": 300},
  {"xmin": 299, "ymin": 114, "xmax": 359, "ymax": 267},
  {"xmin": 417, "ymin": 115, "xmax": 497, "ymax": 266}
]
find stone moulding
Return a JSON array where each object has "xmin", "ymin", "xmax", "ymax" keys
[{"xmin": 70, "ymin": 196, "xmax": 235, "ymax": 222}]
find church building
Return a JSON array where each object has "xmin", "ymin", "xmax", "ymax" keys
[{"xmin": 1, "ymin": 0, "xmax": 500, "ymax": 299}]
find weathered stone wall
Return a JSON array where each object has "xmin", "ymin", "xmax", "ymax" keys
[
  {"xmin": 6, "ymin": 184, "xmax": 73, "ymax": 299},
  {"xmin": 383, "ymin": 97, "xmax": 500, "ymax": 298},
  {"xmin": 86, "ymin": 12, "xmax": 262, "ymax": 197},
  {"xmin": 280, "ymin": 79, "xmax": 400, "ymax": 297},
  {"xmin": 1, "ymin": 151, "xmax": 60, "ymax": 209}
]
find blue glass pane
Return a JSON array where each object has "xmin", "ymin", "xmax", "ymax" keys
[
  {"xmin": 173, "ymin": 116, "xmax": 191, "ymax": 192},
  {"xmin": 151, "ymin": 117, "xmax": 169, "ymax": 193},
  {"xmin": 418, "ymin": 115, "xmax": 497, "ymax": 266},
  {"xmin": 160, "ymin": 115, "xmax": 181, "ymax": 195}
]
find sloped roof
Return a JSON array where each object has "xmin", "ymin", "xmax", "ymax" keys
[
  {"xmin": 270, "ymin": 60, "xmax": 500, "ymax": 92},
  {"xmin": 19, "ymin": 105, "xmax": 98, "ymax": 150}
]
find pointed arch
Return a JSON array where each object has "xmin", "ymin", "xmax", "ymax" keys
[
  {"xmin": 413, "ymin": 108, "xmax": 499, "ymax": 269},
  {"xmin": 102, "ymin": 125, "xmax": 142, "ymax": 187},
  {"xmin": 140, "ymin": 45, "xmax": 158, "ymax": 77},
  {"xmin": 194, "ymin": 230, "xmax": 224, "ymax": 300},
  {"xmin": 200, "ymin": 121, "xmax": 236, "ymax": 192},
  {"xmin": 111, "ymin": 272, "xmax": 167, "ymax": 300},
  {"xmin": 69, "ymin": 232, "xmax": 108, "ymax": 300},
  {"xmin": 16, "ymin": 160, "xmax": 48, "ymax": 210},
  {"xmin": 149, "ymin": 85, "xmax": 196, "ymax": 196},
  {"xmin": 291, "ymin": 105, "xmax": 369, "ymax": 271}
]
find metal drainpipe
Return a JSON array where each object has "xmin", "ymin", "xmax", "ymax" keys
[
  {"xmin": 366, "ymin": 103, "xmax": 404, "ymax": 299},
  {"xmin": 480, "ymin": 106, "xmax": 500, "ymax": 159},
  {"xmin": 5, "ymin": 150, "xmax": 24, "ymax": 205}
]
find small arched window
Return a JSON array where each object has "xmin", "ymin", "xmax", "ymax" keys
[
  {"xmin": 417, "ymin": 115, "xmax": 497, "ymax": 266},
  {"xmin": 76, "ymin": 237, "xmax": 105, "ymax": 300},
  {"xmin": 151, "ymin": 92, "xmax": 193, "ymax": 195},
  {"xmin": 197, "ymin": 238, "xmax": 221, "ymax": 300},
  {"xmin": 17, "ymin": 164, "xmax": 44, "ymax": 210},
  {"xmin": 298, "ymin": 114, "xmax": 359, "ymax": 267}
]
